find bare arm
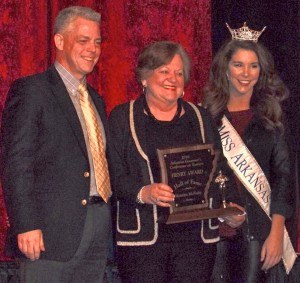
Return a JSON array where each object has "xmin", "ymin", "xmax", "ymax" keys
[{"xmin": 261, "ymin": 214, "xmax": 284, "ymax": 271}]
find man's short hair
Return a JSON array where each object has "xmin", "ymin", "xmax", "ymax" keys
[{"xmin": 54, "ymin": 6, "xmax": 100, "ymax": 34}]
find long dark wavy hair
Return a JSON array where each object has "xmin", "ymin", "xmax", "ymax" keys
[{"xmin": 203, "ymin": 40, "xmax": 289, "ymax": 131}]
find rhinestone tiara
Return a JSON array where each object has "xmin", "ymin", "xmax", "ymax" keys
[{"xmin": 226, "ymin": 22, "xmax": 266, "ymax": 42}]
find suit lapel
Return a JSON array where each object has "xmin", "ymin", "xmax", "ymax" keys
[
  {"xmin": 132, "ymin": 96, "xmax": 149, "ymax": 156},
  {"xmin": 46, "ymin": 66, "xmax": 88, "ymax": 159}
]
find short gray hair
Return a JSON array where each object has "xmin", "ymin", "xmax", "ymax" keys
[{"xmin": 54, "ymin": 6, "xmax": 100, "ymax": 34}]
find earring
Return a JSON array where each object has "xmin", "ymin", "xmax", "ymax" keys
[
  {"xmin": 142, "ymin": 85, "xmax": 147, "ymax": 94},
  {"xmin": 226, "ymin": 72, "xmax": 229, "ymax": 80},
  {"xmin": 181, "ymin": 91, "xmax": 185, "ymax": 98}
]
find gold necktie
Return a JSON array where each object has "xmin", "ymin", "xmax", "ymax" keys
[{"xmin": 78, "ymin": 84, "xmax": 111, "ymax": 202}]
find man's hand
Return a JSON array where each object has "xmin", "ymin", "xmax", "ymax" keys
[{"xmin": 17, "ymin": 229, "xmax": 45, "ymax": 261}]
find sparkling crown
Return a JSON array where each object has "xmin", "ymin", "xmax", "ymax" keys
[{"xmin": 226, "ymin": 22, "xmax": 266, "ymax": 42}]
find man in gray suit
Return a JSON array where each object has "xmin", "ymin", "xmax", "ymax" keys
[{"xmin": 1, "ymin": 6, "xmax": 112, "ymax": 282}]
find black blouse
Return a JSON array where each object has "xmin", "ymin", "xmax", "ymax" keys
[{"xmin": 144, "ymin": 110, "xmax": 204, "ymax": 243}]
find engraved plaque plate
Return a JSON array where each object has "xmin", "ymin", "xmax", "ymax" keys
[{"xmin": 157, "ymin": 144, "xmax": 241, "ymax": 224}]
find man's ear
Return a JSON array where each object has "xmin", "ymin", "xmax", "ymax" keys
[{"xmin": 54, "ymin": 34, "xmax": 64, "ymax": 51}]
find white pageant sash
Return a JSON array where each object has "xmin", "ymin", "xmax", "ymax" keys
[{"xmin": 219, "ymin": 116, "xmax": 297, "ymax": 274}]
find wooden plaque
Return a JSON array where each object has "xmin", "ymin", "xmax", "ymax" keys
[{"xmin": 157, "ymin": 144, "xmax": 241, "ymax": 224}]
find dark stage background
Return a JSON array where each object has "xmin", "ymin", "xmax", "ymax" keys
[
  {"xmin": 211, "ymin": 0, "xmax": 300, "ymax": 256},
  {"xmin": 0, "ymin": 0, "xmax": 299, "ymax": 275}
]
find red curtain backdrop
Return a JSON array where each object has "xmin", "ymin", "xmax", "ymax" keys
[{"xmin": 0, "ymin": 0, "xmax": 212, "ymax": 260}]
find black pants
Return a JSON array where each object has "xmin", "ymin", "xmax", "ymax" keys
[
  {"xmin": 20, "ymin": 203, "xmax": 111, "ymax": 283},
  {"xmin": 212, "ymin": 236, "xmax": 268, "ymax": 283},
  {"xmin": 117, "ymin": 241, "xmax": 217, "ymax": 283}
]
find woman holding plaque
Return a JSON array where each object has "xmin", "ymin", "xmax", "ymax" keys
[
  {"xmin": 203, "ymin": 23, "xmax": 297, "ymax": 282},
  {"xmin": 109, "ymin": 41, "xmax": 244, "ymax": 282}
]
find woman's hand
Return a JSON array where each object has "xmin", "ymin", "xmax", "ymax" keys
[
  {"xmin": 222, "ymin": 202, "xmax": 246, "ymax": 228},
  {"xmin": 140, "ymin": 183, "xmax": 175, "ymax": 207},
  {"xmin": 261, "ymin": 214, "xmax": 284, "ymax": 271}
]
